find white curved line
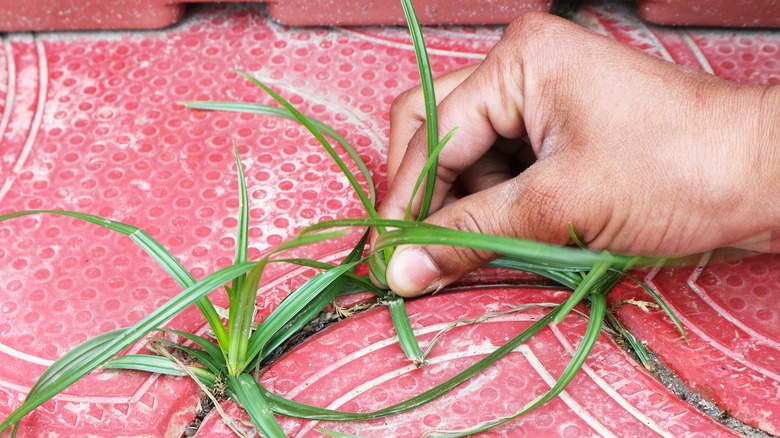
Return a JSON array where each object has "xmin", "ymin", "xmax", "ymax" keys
[
  {"xmin": 277, "ymin": 313, "xmax": 539, "ymax": 402},
  {"xmin": 645, "ymin": 255, "xmax": 780, "ymax": 382},
  {"xmin": 0, "ymin": 36, "xmax": 15, "ymax": 146},
  {"xmin": 338, "ymin": 28, "xmax": 488, "ymax": 60},
  {"xmin": 521, "ymin": 346, "xmax": 617, "ymax": 438},
  {"xmin": 634, "ymin": 21, "xmax": 675, "ymax": 62},
  {"xmin": 686, "ymin": 252, "xmax": 780, "ymax": 350},
  {"xmin": 680, "ymin": 32, "xmax": 715, "ymax": 74},
  {"xmin": 12, "ymin": 34, "xmax": 47, "ymax": 174},
  {"xmin": 0, "ymin": 345, "xmax": 53, "ymax": 366},
  {"xmin": 549, "ymin": 325, "xmax": 676, "ymax": 438},
  {"xmin": 0, "ymin": 370, "xmax": 159, "ymax": 404},
  {"xmin": 295, "ymin": 345, "xmax": 616, "ymax": 437}
]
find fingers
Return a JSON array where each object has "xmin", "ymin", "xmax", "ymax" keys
[
  {"xmin": 380, "ymin": 51, "xmax": 528, "ymax": 223},
  {"xmin": 387, "ymin": 64, "xmax": 478, "ymax": 186},
  {"xmin": 387, "ymin": 162, "xmax": 580, "ymax": 297}
]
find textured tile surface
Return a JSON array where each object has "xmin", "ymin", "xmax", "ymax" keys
[{"xmin": 0, "ymin": 1, "xmax": 778, "ymax": 436}]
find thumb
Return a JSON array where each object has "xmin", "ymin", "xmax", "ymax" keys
[{"xmin": 385, "ymin": 164, "xmax": 576, "ymax": 297}]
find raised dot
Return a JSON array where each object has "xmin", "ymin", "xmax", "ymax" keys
[
  {"xmin": 1, "ymin": 301, "xmax": 18, "ymax": 313},
  {"xmin": 728, "ymin": 297, "xmax": 747, "ymax": 310},
  {"xmin": 726, "ymin": 275, "xmax": 744, "ymax": 287},
  {"xmin": 756, "ymin": 309, "xmax": 773, "ymax": 321},
  {"xmin": 452, "ymin": 400, "xmax": 470, "ymax": 414},
  {"xmin": 24, "ymin": 311, "xmax": 41, "ymax": 323},
  {"xmin": 535, "ymin": 413, "xmax": 554, "ymax": 427},
  {"xmin": 563, "ymin": 424, "xmax": 582, "ymax": 437},
  {"xmin": 29, "ymin": 290, "xmax": 45, "ymax": 301},
  {"xmin": 479, "ymin": 387, "xmax": 499, "ymax": 401},
  {"xmin": 423, "ymin": 414, "xmax": 441, "ymax": 427},
  {"xmin": 132, "ymin": 288, "xmax": 150, "ymax": 300},
  {"xmin": 753, "ymin": 285, "xmax": 770, "ymax": 297}
]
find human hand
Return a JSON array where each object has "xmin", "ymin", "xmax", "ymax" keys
[{"xmin": 378, "ymin": 12, "xmax": 780, "ymax": 297}]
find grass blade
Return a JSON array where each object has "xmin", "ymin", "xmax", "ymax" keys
[
  {"xmin": 401, "ymin": 0, "xmax": 439, "ymax": 220},
  {"xmin": 0, "ymin": 262, "xmax": 254, "ymax": 434},
  {"xmin": 386, "ymin": 293, "xmax": 425, "ymax": 366},
  {"xmin": 228, "ymin": 260, "xmax": 267, "ymax": 375},
  {"xmin": 625, "ymin": 272, "xmax": 688, "ymax": 341},
  {"xmin": 317, "ymin": 430, "xmax": 367, "ymax": 438},
  {"xmin": 147, "ymin": 337, "xmax": 224, "ymax": 376},
  {"xmin": 103, "ymin": 354, "xmax": 217, "ymax": 387},
  {"xmin": 405, "ymin": 127, "xmax": 457, "ymax": 221},
  {"xmin": 228, "ymin": 374, "xmax": 286, "ymax": 438},
  {"xmin": 374, "ymin": 225, "xmax": 642, "ymax": 270},
  {"xmin": 272, "ymin": 258, "xmax": 384, "ymax": 296},
  {"xmin": 262, "ymin": 305, "xmax": 562, "ymax": 421},
  {"xmin": 553, "ymin": 257, "xmax": 611, "ymax": 324},
  {"xmin": 159, "ymin": 329, "xmax": 227, "ymax": 370},
  {"xmin": 604, "ymin": 311, "xmax": 650, "ymax": 367},
  {"xmin": 259, "ymin": 233, "xmax": 371, "ymax": 364},
  {"xmin": 245, "ymin": 260, "xmax": 361, "ymax": 368},
  {"xmin": 426, "ymin": 294, "xmax": 607, "ymax": 437},
  {"xmin": 231, "ymin": 144, "xmax": 250, "ymax": 296}
]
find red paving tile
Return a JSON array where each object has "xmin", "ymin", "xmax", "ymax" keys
[
  {"xmin": 0, "ymin": 1, "xmax": 778, "ymax": 436},
  {"xmin": 198, "ymin": 287, "xmax": 737, "ymax": 437},
  {"xmin": 609, "ymin": 251, "xmax": 780, "ymax": 435},
  {"xmin": 0, "ymin": 0, "xmax": 550, "ymax": 31}
]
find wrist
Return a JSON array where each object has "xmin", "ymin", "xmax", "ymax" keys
[{"xmin": 725, "ymin": 83, "xmax": 780, "ymax": 250}]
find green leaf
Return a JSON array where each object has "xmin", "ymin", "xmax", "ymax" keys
[
  {"xmin": 0, "ymin": 210, "xmax": 230, "ymax": 355},
  {"xmin": 245, "ymin": 260, "xmax": 361, "ymax": 368},
  {"xmin": 0, "ymin": 262, "xmax": 254, "ymax": 434},
  {"xmin": 386, "ymin": 293, "xmax": 425, "ymax": 366},
  {"xmin": 405, "ymin": 127, "xmax": 457, "ymax": 221},
  {"xmin": 428, "ymin": 294, "xmax": 608, "ymax": 437},
  {"xmin": 486, "ymin": 257, "xmax": 583, "ymax": 289},
  {"xmin": 553, "ymin": 257, "xmax": 611, "ymax": 324},
  {"xmin": 259, "ymin": 233, "xmax": 370, "ymax": 364},
  {"xmin": 316, "ymin": 430, "xmax": 368, "ymax": 438},
  {"xmin": 103, "ymin": 354, "xmax": 217, "ymax": 387},
  {"xmin": 228, "ymin": 259, "xmax": 267, "ymax": 376},
  {"xmin": 272, "ymin": 258, "xmax": 384, "ymax": 296},
  {"xmin": 231, "ymin": 144, "xmax": 250, "ymax": 296},
  {"xmin": 228, "ymin": 374, "xmax": 286, "ymax": 438},
  {"xmin": 262, "ymin": 305, "xmax": 562, "ymax": 421},
  {"xmin": 374, "ymin": 225, "xmax": 643, "ymax": 270},
  {"xmin": 147, "ymin": 337, "xmax": 224, "ymax": 376},
  {"xmin": 625, "ymin": 272, "xmax": 688, "ymax": 342},
  {"xmin": 401, "ymin": 0, "xmax": 439, "ymax": 220},
  {"xmin": 159, "ymin": 329, "xmax": 227, "ymax": 371},
  {"xmin": 605, "ymin": 311, "xmax": 650, "ymax": 367}
]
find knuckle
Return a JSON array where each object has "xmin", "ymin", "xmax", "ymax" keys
[
  {"xmin": 389, "ymin": 87, "xmax": 423, "ymax": 121},
  {"xmin": 504, "ymin": 12, "xmax": 559, "ymax": 46}
]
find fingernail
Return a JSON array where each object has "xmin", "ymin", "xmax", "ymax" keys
[{"xmin": 386, "ymin": 247, "xmax": 441, "ymax": 296}]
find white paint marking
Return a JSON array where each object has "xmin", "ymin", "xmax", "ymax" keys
[
  {"xmin": 686, "ymin": 253, "xmax": 780, "ymax": 350},
  {"xmin": 12, "ymin": 35, "xmax": 47, "ymax": 174},
  {"xmin": 680, "ymin": 32, "xmax": 715, "ymax": 74},
  {"xmin": 549, "ymin": 326, "xmax": 676, "ymax": 438},
  {"xmin": 521, "ymin": 346, "xmax": 618, "ymax": 438},
  {"xmin": 0, "ymin": 36, "xmax": 16, "ymax": 148},
  {"xmin": 645, "ymin": 254, "xmax": 780, "ymax": 382},
  {"xmin": 339, "ymin": 28, "xmax": 487, "ymax": 60}
]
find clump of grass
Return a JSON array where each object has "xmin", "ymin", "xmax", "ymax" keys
[{"xmin": 0, "ymin": 0, "xmax": 686, "ymax": 436}]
